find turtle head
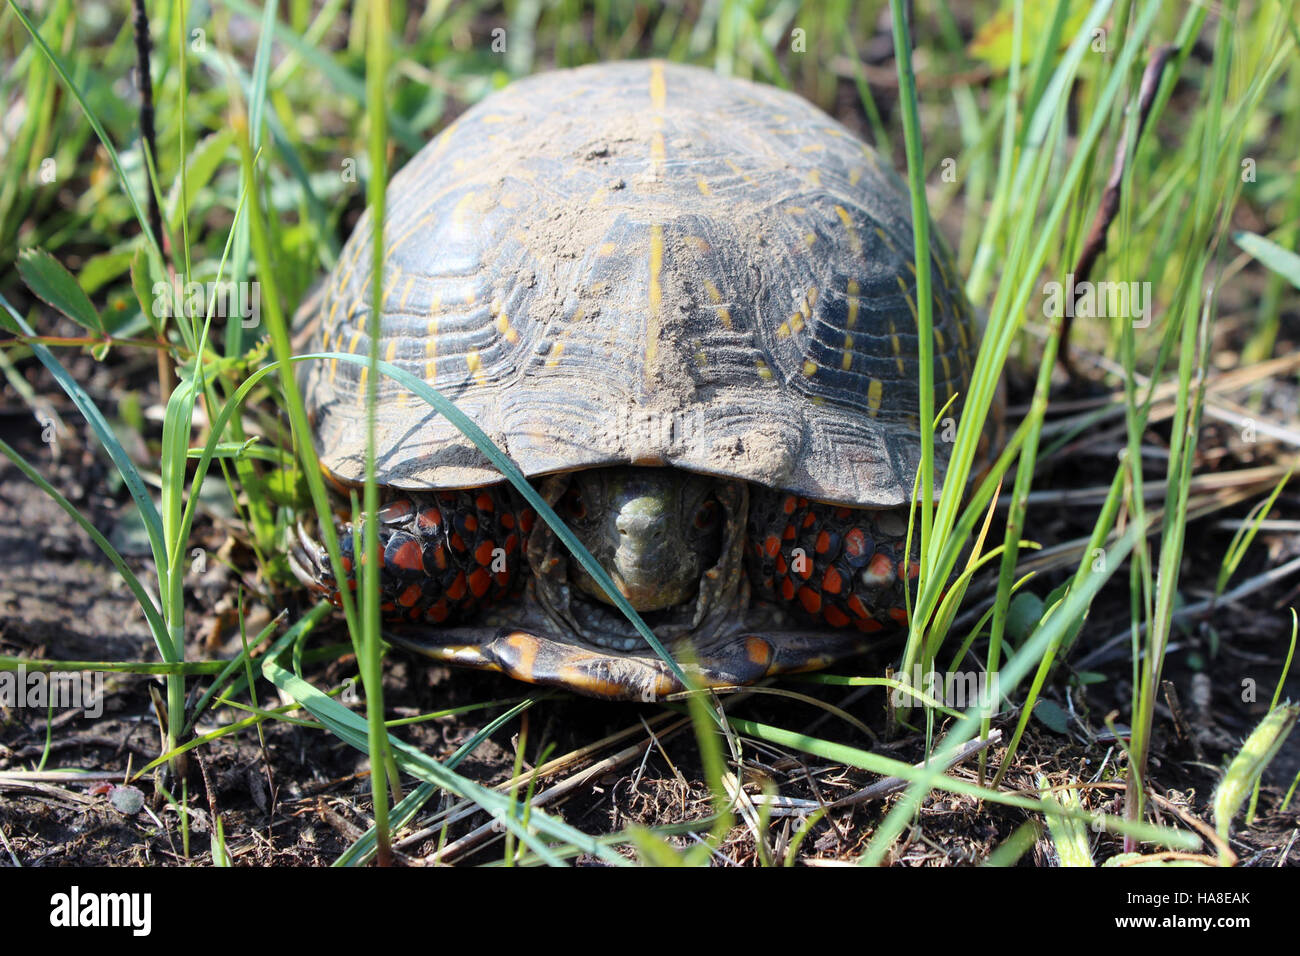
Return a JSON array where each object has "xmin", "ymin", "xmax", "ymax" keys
[{"xmin": 561, "ymin": 468, "xmax": 724, "ymax": 612}]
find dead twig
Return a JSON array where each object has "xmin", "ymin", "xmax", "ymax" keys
[
  {"xmin": 1061, "ymin": 44, "xmax": 1175, "ymax": 373},
  {"xmin": 829, "ymin": 729, "xmax": 1003, "ymax": 809},
  {"xmin": 131, "ymin": 0, "xmax": 163, "ymax": 253}
]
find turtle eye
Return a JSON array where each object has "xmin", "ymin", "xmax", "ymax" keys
[
  {"xmin": 564, "ymin": 487, "xmax": 587, "ymax": 521},
  {"xmin": 693, "ymin": 498, "xmax": 719, "ymax": 530}
]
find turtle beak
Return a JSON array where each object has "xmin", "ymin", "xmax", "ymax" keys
[
  {"xmin": 563, "ymin": 468, "xmax": 715, "ymax": 614},
  {"xmin": 608, "ymin": 495, "xmax": 687, "ymax": 609}
]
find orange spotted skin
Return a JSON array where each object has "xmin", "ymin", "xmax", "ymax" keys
[
  {"xmin": 745, "ymin": 488, "xmax": 912, "ymax": 633},
  {"xmin": 298, "ymin": 488, "xmax": 533, "ymax": 625},
  {"xmin": 289, "ymin": 476, "xmax": 894, "ymax": 697},
  {"xmin": 298, "ymin": 483, "xmax": 911, "ymax": 649}
]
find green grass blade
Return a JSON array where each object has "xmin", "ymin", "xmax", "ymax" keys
[
  {"xmin": 1212, "ymin": 703, "xmax": 1300, "ymax": 843},
  {"xmin": 1232, "ymin": 229, "xmax": 1300, "ymax": 288},
  {"xmin": 0, "ymin": 293, "xmax": 167, "ymax": 576}
]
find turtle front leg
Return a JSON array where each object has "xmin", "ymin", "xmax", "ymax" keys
[
  {"xmin": 744, "ymin": 490, "xmax": 916, "ymax": 632},
  {"xmin": 290, "ymin": 489, "xmax": 535, "ymax": 624}
]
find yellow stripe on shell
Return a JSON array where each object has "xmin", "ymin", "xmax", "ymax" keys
[
  {"xmin": 867, "ymin": 379, "xmax": 883, "ymax": 415},
  {"xmin": 835, "ymin": 205, "xmax": 863, "ymax": 256},
  {"xmin": 381, "ymin": 261, "xmax": 401, "ymax": 304},
  {"xmin": 724, "ymin": 158, "xmax": 755, "ymax": 184},
  {"xmin": 777, "ymin": 309, "xmax": 805, "ymax": 338},
  {"xmin": 466, "ymin": 349, "xmax": 486, "ymax": 384},
  {"xmin": 495, "ymin": 308, "xmax": 520, "ymax": 344},
  {"xmin": 703, "ymin": 280, "xmax": 733, "ymax": 329},
  {"xmin": 451, "ymin": 191, "xmax": 478, "ymax": 224},
  {"xmin": 889, "ymin": 320, "xmax": 905, "ymax": 375},
  {"xmin": 954, "ymin": 308, "xmax": 971, "ymax": 351},
  {"xmin": 647, "ymin": 224, "xmax": 663, "ymax": 368},
  {"xmin": 425, "ymin": 319, "xmax": 438, "ymax": 382},
  {"xmin": 335, "ymin": 235, "xmax": 366, "ymax": 298},
  {"xmin": 649, "ymin": 60, "xmax": 666, "ymax": 109}
]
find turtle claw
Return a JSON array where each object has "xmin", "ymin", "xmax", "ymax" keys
[
  {"xmin": 288, "ymin": 520, "xmax": 349, "ymax": 612},
  {"xmin": 288, "ymin": 520, "xmax": 330, "ymax": 587}
]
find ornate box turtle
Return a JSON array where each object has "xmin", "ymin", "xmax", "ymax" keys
[{"xmin": 291, "ymin": 60, "xmax": 989, "ymax": 700}]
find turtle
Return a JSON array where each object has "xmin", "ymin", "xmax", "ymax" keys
[{"xmin": 289, "ymin": 60, "xmax": 992, "ymax": 702}]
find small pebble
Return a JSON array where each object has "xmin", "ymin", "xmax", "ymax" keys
[{"xmin": 109, "ymin": 784, "xmax": 145, "ymax": 815}]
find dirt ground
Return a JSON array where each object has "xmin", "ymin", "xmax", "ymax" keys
[{"xmin": 1, "ymin": 340, "xmax": 1297, "ymax": 865}]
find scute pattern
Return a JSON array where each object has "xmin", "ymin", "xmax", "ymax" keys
[{"xmin": 298, "ymin": 60, "xmax": 981, "ymax": 506}]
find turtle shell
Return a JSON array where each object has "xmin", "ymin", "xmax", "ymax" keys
[{"xmin": 296, "ymin": 60, "xmax": 979, "ymax": 507}]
